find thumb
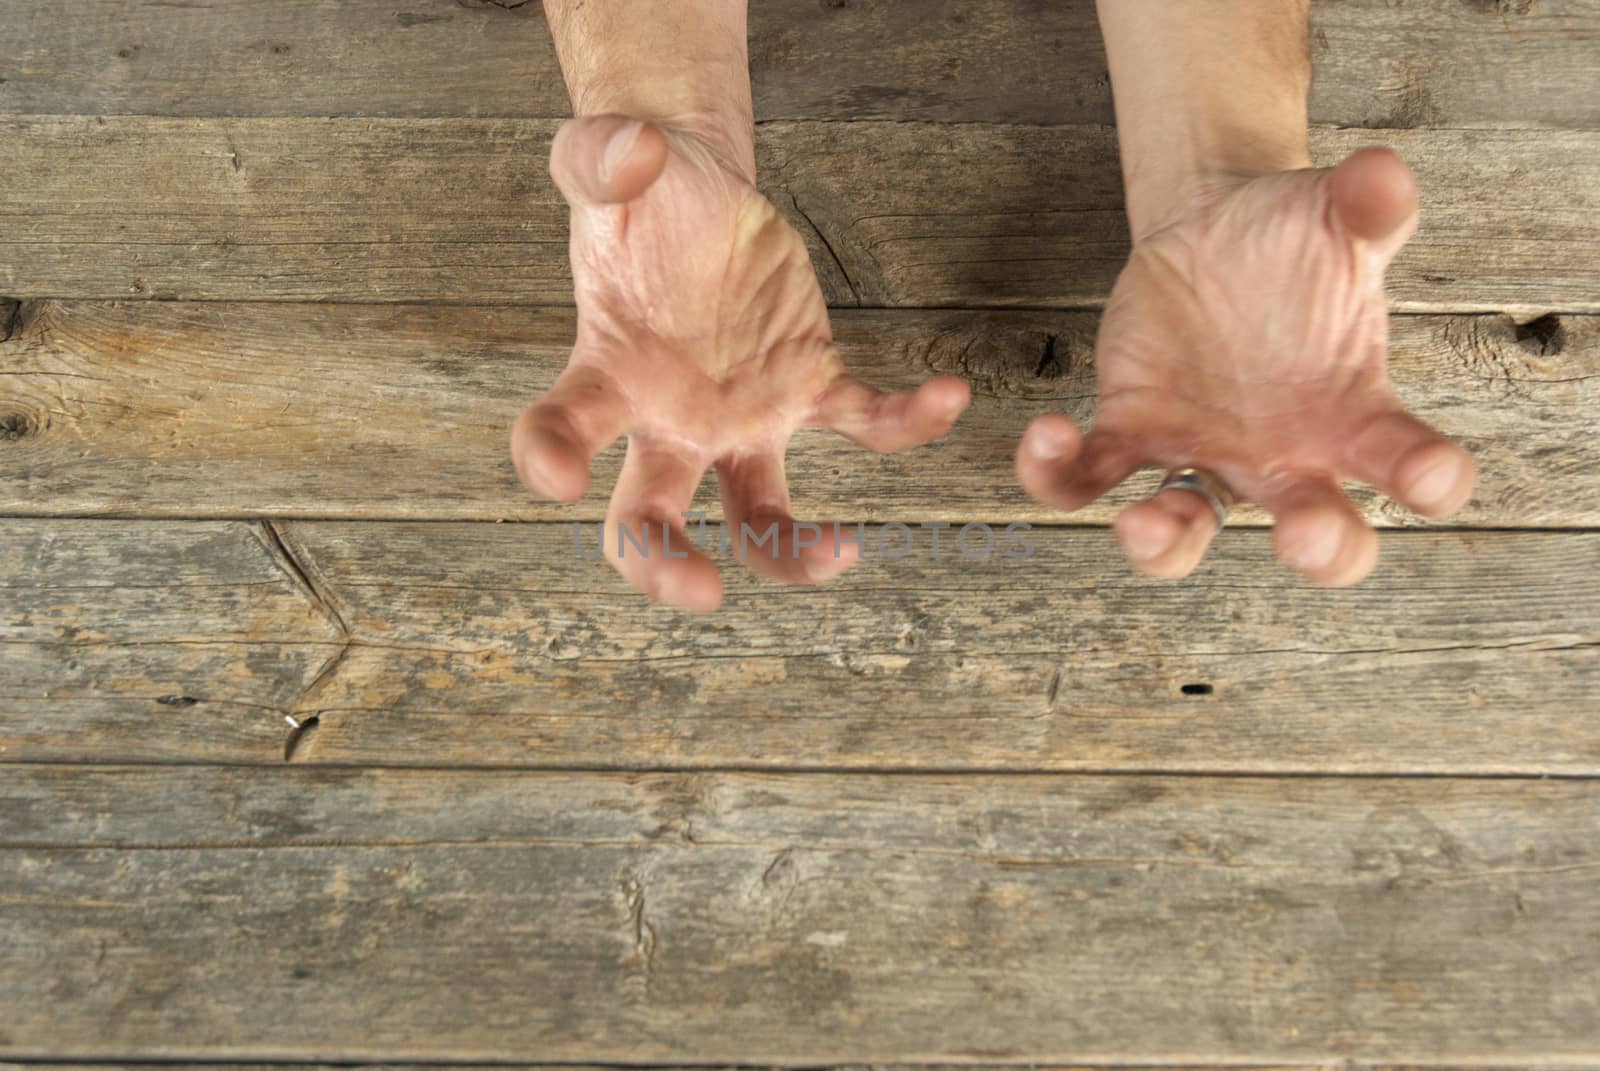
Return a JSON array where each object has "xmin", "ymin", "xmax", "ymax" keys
[
  {"xmin": 549, "ymin": 116, "xmax": 669, "ymax": 207},
  {"xmin": 1326, "ymin": 146, "xmax": 1420, "ymax": 263}
]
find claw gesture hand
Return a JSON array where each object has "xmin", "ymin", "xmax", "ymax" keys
[
  {"xmin": 1018, "ymin": 149, "xmax": 1476, "ymax": 586},
  {"xmin": 512, "ymin": 117, "xmax": 970, "ymax": 610}
]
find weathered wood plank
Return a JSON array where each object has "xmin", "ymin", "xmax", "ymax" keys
[
  {"xmin": 780, "ymin": 123, "xmax": 1600, "ymax": 312},
  {"xmin": 0, "ymin": 519, "xmax": 343, "ymax": 763},
  {"xmin": 0, "ymin": 1062, "xmax": 1337, "ymax": 1069},
  {"xmin": 5, "ymin": 301, "xmax": 1595, "ymax": 526},
  {"xmin": 5, "ymin": 519, "xmax": 1596, "ymax": 773},
  {"xmin": 1, "ymin": 118, "xmax": 1595, "ymax": 311},
  {"xmin": 0, "ymin": 1065, "xmax": 1445, "ymax": 1071},
  {"xmin": 0, "ymin": 1066, "xmax": 1337, "ymax": 1071},
  {"xmin": 2, "ymin": 767, "xmax": 1597, "ymax": 1062},
  {"xmin": 2, "ymin": 0, "xmax": 1596, "ymax": 129}
]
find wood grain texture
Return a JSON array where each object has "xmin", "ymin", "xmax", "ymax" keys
[
  {"xmin": 0, "ymin": 1062, "xmax": 1363, "ymax": 1069},
  {"xmin": 2, "ymin": 766, "xmax": 1598, "ymax": 1062},
  {"xmin": 5, "ymin": 300, "xmax": 1596, "ymax": 526},
  {"xmin": 5, "ymin": 518, "xmax": 1596, "ymax": 773},
  {"xmin": 0, "ymin": 519, "xmax": 344, "ymax": 763},
  {"xmin": 775, "ymin": 122, "xmax": 1600, "ymax": 313},
  {"xmin": 1, "ymin": 0, "xmax": 1596, "ymax": 128},
  {"xmin": 0, "ymin": 1066, "xmax": 1395, "ymax": 1071},
  {"xmin": 2, "ymin": 5, "xmax": 1595, "ymax": 1066},
  {"xmin": 2, "ymin": 117, "xmax": 1596, "ymax": 310}
]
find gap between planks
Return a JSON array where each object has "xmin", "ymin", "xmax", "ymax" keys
[{"xmin": 5, "ymin": 760, "xmax": 1600, "ymax": 782}]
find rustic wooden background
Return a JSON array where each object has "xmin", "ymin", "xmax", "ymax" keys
[{"xmin": 2, "ymin": 0, "xmax": 1598, "ymax": 1066}]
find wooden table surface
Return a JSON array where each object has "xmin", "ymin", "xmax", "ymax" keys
[{"xmin": 2, "ymin": 1, "xmax": 1597, "ymax": 1066}]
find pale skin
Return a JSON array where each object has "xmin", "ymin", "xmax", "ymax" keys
[
  {"xmin": 1017, "ymin": 0, "xmax": 1476, "ymax": 586},
  {"xmin": 514, "ymin": 0, "xmax": 1478, "ymax": 607},
  {"xmin": 512, "ymin": 0, "xmax": 970, "ymax": 611}
]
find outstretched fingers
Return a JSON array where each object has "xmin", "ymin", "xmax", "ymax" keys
[
  {"xmin": 811, "ymin": 373, "xmax": 970, "ymax": 453},
  {"xmin": 1260, "ymin": 475, "xmax": 1380, "ymax": 587},
  {"xmin": 1015, "ymin": 413, "xmax": 1144, "ymax": 515},
  {"xmin": 510, "ymin": 364, "xmax": 632, "ymax": 503},
  {"xmin": 605, "ymin": 440, "xmax": 722, "ymax": 612},
  {"xmin": 1344, "ymin": 408, "xmax": 1477, "ymax": 519},
  {"xmin": 717, "ymin": 448, "xmax": 860, "ymax": 585}
]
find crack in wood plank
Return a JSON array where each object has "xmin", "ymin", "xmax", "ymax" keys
[
  {"xmin": 789, "ymin": 192, "xmax": 861, "ymax": 305},
  {"xmin": 0, "ymin": 297, "xmax": 22, "ymax": 343},
  {"xmin": 251, "ymin": 519, "xmax": 353, "ymax": 758},
  {"xmin": 254, "ymin": 520, "xmax": 350, "ymax": 638}
]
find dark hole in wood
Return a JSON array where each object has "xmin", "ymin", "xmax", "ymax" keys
[
  {"xmin": 1034, "ymin": 333, "xmax": 1063, "ymax": 379},
  {"xmin": 1180, "ymin": 682, "xmax": 1214, "ymax": 696},
  {"xmin": 1514, "ymin": 313, "xmax": 1566, "ymax": 356},
  {"xmin": 157, "ymin": 695, "xmax": 200, "ymax": 707},
  {"xmin": 0, "ymin": 412, "xmax": 36, "ymax": 441},
  {"xmin": 284, "ymin": 714, "xmax": 320, "ymax": 762}
]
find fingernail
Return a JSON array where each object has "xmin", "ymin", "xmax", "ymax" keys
[
  {"xmin": 1122, "ymin": 527, "xmax": 1170, "ymax": 561},
  {"xmin": 600, "ymin": 120, "xmax": 643, "ymax": 184},
  {"xmin": 932, "ymin": 378, "xmax": 970, "ymax": 414},
  {"xmin": 804, "ymin": 548, "xmax": 851, "ymax": 584},
  {"xmin": 1409, "ymin": 456, "xmax": 1460, "ymax": 509},
  {"xmin": 1289, "ymin": 526, "xmax": 1341, "ymax": 572},
  {"xmin": 1027, "ymin": 425, "xmax": 1072, "ymax": 461},
  {"xmin": 651, "ymin": 563, "xmax": 683, "ymax": 607}
]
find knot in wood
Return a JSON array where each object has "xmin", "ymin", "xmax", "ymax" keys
[{"xmin": 0, "ymin": 410, "xmax": 38, "ymax": 441}]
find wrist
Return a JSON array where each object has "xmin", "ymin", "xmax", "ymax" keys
[
  {"xmin": 545, "ymin": 0, "xmax": 755, "ymax": 182},
  {"xmin": 570, "ymin": 84, "xmax": 756, "ymax": 184},
  {"xmin": 1122, "ymin": 118, "xmax": 1312, "ymax": 242},
  {"xmin": 1093, "ymin": 0, "xmax": 1313, "ymax": 242}
]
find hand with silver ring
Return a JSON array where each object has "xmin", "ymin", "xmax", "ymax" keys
[
  {"xmin": 1158, "ymin": 468, "xmax": 1234, "ymax": 531},
  {"xmin": 1016, "ymin": 149, "xmax": 1477, "ymax": 587}
]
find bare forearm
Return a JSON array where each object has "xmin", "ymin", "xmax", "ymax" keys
[
  {"xmin": 543, "ymin": 0, "xmax": 754, "ymax": 180},
  {"xmin": 1095, "ymin": 0, "xmax": 1312, "ymax": 240}
]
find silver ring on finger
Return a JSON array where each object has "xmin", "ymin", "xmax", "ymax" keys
[{"xmin": 1158, "ymin": 467, "xmax": 1236, "ymax": 531}]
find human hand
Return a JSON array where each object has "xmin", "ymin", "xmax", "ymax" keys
[
  {"xmin": 511, "ymin": 117, "xmax": 971, "ymax": 611},
  {"xmin": 1017, "ymin": 148, "xmax": 1476, "ymax": 586}
]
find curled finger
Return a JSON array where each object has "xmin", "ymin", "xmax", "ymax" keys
[
  {"xmin": 810, "ymin": 372, "xmax": 970, "ymax": 453},
  {"xmin": 717, "ymin": 447, "xmax": 860, "ymax": 585},
  {"xmin": 1016, "ymin": 414, "xmax": 1143, "ymax": 516},
  {"xmin": 604, "ymin": 440, "xmax": 722, "ymax": 612},
  {"xmin": 1261, "ymin": 475, "xmax": 1380, "ymax": 587},
  {"xmin": 510, "ymin": 363, "xmax": 632, "ymax": 503},
  {"xmin": 1113, "ymin": 483, "xmax": 1223, "ymax": 580},
  {"xmin": 1344, "ymin": 408, "xmax": 1476, "ymax": 520},
  {"xmin": 549, "ymin": 115, "xmax": 669, "ymax": 208}
]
